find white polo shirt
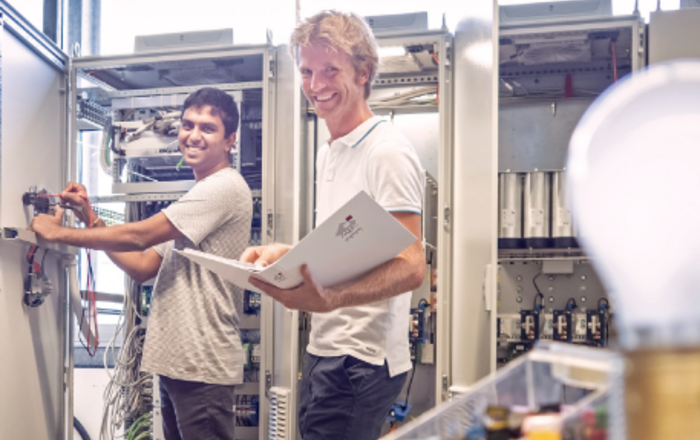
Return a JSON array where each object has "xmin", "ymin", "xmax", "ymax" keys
[{"xmin": 307, "ymin": 116, "xmax": 425, "ymax": 377}]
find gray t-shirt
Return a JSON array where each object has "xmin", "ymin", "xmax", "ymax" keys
[{"xmin": 141, "ymin": 167, "xmax": 252, "ymax": 385}]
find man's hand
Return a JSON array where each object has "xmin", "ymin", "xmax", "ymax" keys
[
  {"xmin": 29, "ymin": 206, "xmax": 65, "ymax": 242},
  {"xmin": 240, "ymin": 243, "xmax": 292, "ymax": 266},
  {"xmin": 249, "ymin": 264, "xmax": 336, "ymax": 313},
  {"xmin": 60, "ymin": 182, "xmax": 92, "ymax": 225}
]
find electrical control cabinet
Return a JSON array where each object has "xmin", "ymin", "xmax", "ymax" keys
[
  {"xmin": 298, "ymin": 28, "xmax": 454, "ymax": 432},
  {"xmin": 649, "ymin": 8, "xmax": 700, "ymax": 64},
  {"xmin": 494, "ymin": 10, "xmax": 644, "ymax": 368},
  {"xmin": 70, "ymin": 41, "xmax": 298, "ymax": 440}
]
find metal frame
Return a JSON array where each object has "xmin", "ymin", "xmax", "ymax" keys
[
  {"xmin": 501, "ymin": 14, "xmax": 646, "ymax": 73},
  {"xmin": 435, "ymin": 32, "xmax": 454, "ymax": 404},
  {"xmin": 108, "ymin": 81, "xmax": 264, "ymax": 98},
  {"xmin": 374, "ymin": 30, "xmax": 455, "ymax": 406},
  {"xmin": 258, "ymin": 46, "xmax": 276, "ymax": 438},
  {"xmin": 70, "ymin": 44, "xmax": 277, "ymax": 440},
  {"xmin": 0, "ymin": 1, "xmax": 68, "ymax": 70},
  {"xmin": 72, "ymin": 44, "xmax": 273, "ymax": 70},
  {"xmin": 375, "ymin": 75, "xmax": 439, "ymax": 86}
]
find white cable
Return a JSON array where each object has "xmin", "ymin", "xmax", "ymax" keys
[{"xmin": 100, "ymin": 270, "xmax": 153, "ymax": 440}]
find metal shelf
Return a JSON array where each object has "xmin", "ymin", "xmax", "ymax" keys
[
  {"xmin": 498, "ymin": 247, "xmax": 587, "ymax": 262},
  {"xmin": 373, "ymin": 104, "xmax": 438, "ymax": 115},
  {"xmin": 306, "ymin": 104, "xmax": 438, "ymax": 117},
  {"xmin": 90, "ymin": 192, "xmax": 187, "ymax": 204},
  {"xmin": 1, "ymin": 227, "xmax": 79, "ymax": 256},
  {"xmin": 112, "ymin": 180, "xmax": 196, "ymax": 195},
  {"xmin": 374, "ymin": 73, "xmax": 439, "ymax": 87}
]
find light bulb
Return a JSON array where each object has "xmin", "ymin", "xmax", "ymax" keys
[
  {"xmin": 567, "ymin": 60, "xmax": 700, "ymax": 350},
  {"xmin": 568, "ymin": 60, "xmax": 700, "ymax": 440}
]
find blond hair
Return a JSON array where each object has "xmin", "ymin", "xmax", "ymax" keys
[{"xmin": 289, "ymin": 10, "xmax": 379, "ymax": 99}]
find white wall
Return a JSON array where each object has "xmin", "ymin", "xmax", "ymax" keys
[{"xmin": 74, "ymin": 369, "xmax": 116, "ymax": 440}]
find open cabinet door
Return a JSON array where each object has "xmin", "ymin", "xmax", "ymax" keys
[
  {"xmin": 0, "ymin": 3, "xmax": 71, "ymax": 440},
  {"xmin": 268, "ymin": 44, "xmax": 310, "ymax": 440},
  {"xmin": 449, "ymin": 0, "xmax": 499, "ymax": 393}
]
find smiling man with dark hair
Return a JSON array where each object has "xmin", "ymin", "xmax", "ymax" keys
[{"xmin": 31, "ymin": 87, "xmax": 251, "ymax": 440}]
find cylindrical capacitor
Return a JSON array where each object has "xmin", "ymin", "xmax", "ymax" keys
[
  {"xmin": 498, "ymin": 173, "xmax": 524, "ymax": 249},
  {"xmin": 523, "ymin": 171, "xmax": 551, "ymax": 248},
  {"xmin": 551, "ymin": 170, "xmax": 578, "ymax": 248}
]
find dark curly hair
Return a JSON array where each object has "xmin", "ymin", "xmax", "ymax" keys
[{"xmin": 181, "ymin": 87, "xmax": 240, "ymax": 137}]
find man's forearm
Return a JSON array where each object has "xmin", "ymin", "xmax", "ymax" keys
[
  {"xmin": 91, "ymin": 218, "xmax": 148, "ymax": 278},
  {"xmin": 83, "ymin": 218, "xmax": 161, "ymax": 283},
  {"xmin": 56, "ymin": 219, "xmax": 149, "ymax": 252},
  {"xmin": 326, "ymin": 257, "xmax": 425, "ymax": 310}
]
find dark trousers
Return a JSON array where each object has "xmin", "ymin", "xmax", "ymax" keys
[
  {"xmin": 298, "ymin": 354, "xmax": 408, "ymax": 440},
  {"xmin": 159, "ymin": 375, "xmax": 236, "ymax": 440}
]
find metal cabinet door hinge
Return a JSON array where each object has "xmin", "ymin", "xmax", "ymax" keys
[
  {"xmin": 443, "ymin": 205, "xmax": 451, "ymax": 231},
  {"xmin": 267, "ymin": 209, "xmax": 274, "ymax": 238},
  {"xmin": 265, "ymin": 370, "xmax": 272, "ymax": 398}
]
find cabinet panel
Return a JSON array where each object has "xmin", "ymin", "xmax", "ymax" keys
[{"xmin": 0, "ymin": 23, "xmax": 68, "ymax": 440}]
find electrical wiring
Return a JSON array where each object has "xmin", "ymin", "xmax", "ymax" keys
[
  {"xmin": 100, "ymin": 285, "xmax": 153, "ymax": 440},
  {"xmin": 126, "ymin": 412, "xmax": 151, "ymax": 440},
  {"xmin": 402, "ymin": 360, "xmax": 417, "ymax": 410},
  {"xmin": 40, "ymin": 248, "xmax": 49, "ymax": 274},
  {"xmin": 77, "ymin": 195, "xmax": 99, "ymax": 357},
  {"xmin": 99, "ymin": 128, "xmax": 113, "ymax": 176},
  {"xmin": 532, "ymin": 273, "xmax": 544, "ymax": 310},
  {"xmin": 99, "ymin": 202, "xmax": 154, "ymax": 440}
]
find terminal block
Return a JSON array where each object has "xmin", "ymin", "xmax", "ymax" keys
[
  {"xmin": 22, "ymin": 188, "xmax": 55, "ymax": 217},
  {"xmin": 553, "ymin": 309, "xmax": 573, "ymax": 342},
  {"xmin": 244, "ymin": 290, "xmax": 261, "ymax": 315},
  {"xmin": 520, "ymin": 309, "xmax": 541, "ymax": 342},
  {"xmin": 409, "ymin": 304, "xmax": 427, "ymax": 343},
  {"xmin": 586, "ymin": 309, "xmax": 608, "ymax": 347},
  {"xmin": 553, "ymin": 300, "xmax": 577, "ymax": 343}
]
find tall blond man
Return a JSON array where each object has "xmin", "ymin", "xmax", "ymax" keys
[{"xmin": 241, "ymin": 11, "xmax": 426, "ymax": 440}]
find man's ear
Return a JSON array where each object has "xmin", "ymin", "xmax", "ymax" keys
[
  {"xmin": 226, "ymin": 132, "xmax": 237, "ymax": 152},
  {"xmin": 357, "ymin": 64, "xmax": 371, "ymax": 86}
]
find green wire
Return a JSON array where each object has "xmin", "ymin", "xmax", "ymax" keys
[
  {"xmin": 176, "ymin": 156, "xmax": 185, "ymax": 171},
  {"xmin": 127, "ymin": 413, "xmax": 151, "ymax": 440},
  {"xmin": 133, "ymin": 431, "xmax": 152, "ymax": 440}
]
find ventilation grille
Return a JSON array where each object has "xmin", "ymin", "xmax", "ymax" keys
[{"xmin": 268, "ymin": 387, "xmax": 291, "ymax": 440}]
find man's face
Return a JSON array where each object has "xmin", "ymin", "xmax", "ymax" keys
[
  {"xmin": 179, "ymin": 105, "xmax": 235, "ymax": 172},
  {"xmin": 298, "ymin": 42, "xmax": 368, "ymax": 124}
]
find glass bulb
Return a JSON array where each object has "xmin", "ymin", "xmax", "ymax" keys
[{"xmin": 567, "ymin": 60, "xmax": 700, "ymax": 350}]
